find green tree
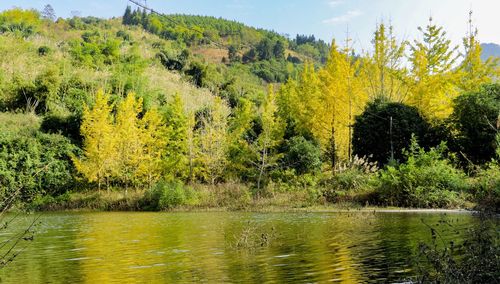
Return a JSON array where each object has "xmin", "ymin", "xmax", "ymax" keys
[
  {"xmin": 352, "ymin": 99, "xmax": 430, "ymax": 165},
  {"xmin": 197, "ymin": 97, "xmax": 230, "ymax": 184},
  {"xmin": 283, "ymin": 136, "xmax": 322, "ymax": 175},
  {"xmin": 163, "ymin": 95, "xmax": 190, "ymax": 181},
  {"xmin": 122, "ymin": 6, "xmax": 132, "ymax": 25},
  {"xmin": 452, "ymin": 84, "xmax": 500, "ymax": 164},
  {"xmin": 254, "ymin": 85, "xmax": 284, "ymax": 191}
]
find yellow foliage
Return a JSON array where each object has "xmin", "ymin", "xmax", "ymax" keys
[{"xmin": 72, "ymin": 89, "xmax": 116, "ymax": 189}]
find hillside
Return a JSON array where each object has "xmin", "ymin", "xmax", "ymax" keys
[
  {"xmin": 481, "ymin": 43, "xmax": 500, "ymax": 61},
  {"xmin": 0, "ymin": 6, "xmax": 498, "ymax": 215}
]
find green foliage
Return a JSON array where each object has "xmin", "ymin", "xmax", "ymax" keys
[
  {"xmin": 452, "ymin": 83, "xmax": 500, "ymax": 164},
  {"xmin": 321, "ymin": 157, "xmax": 379, "ymax": 204},
  {"xmin": 0, "ymin": 8, "xmax": 40, "ymax": 37},
  {"xmin": 376, "ymin": 137, "xmax": 469, "ymax": 208},
  {"xmin": 282, "ymin": 136, "xmax": 322, "ymax": 175},
  {"xmin": 69, "ymin": 31, "xmax": 121, "ymax": 67},
  {"xmin": 142, "ymin": 181, "xmax": 197, "ymax": 210},
  {"xmin": 40, "ymin": 113, "xmax": 82, "ymax": 144},
  {"xmin": 415, "ymin": 215, "xmax": 500, "ymax": 283},
  {"xmin": 322, "ymin": 168, "xmax": 377, "ymax": 204},
  {"xmin": 250, "ymin": 59, "xmax": 296, "ymax": 83},
  {"xmin": 0, "ymin": 129, "xmax": 78, "ymax": 201},
  {"xmin": 291, "ymin": 34, "xmax": 330, "ymax": 63},
  {"xmin": 473, "ymin": 162, "xmax": 500, "ymax": 212},
  {"xmin": 38, "ymin": 46, "xmax": 51, "ymax": 56},
  {"xmin": 353, "ymin": 99, "xmax": 431, "ymax": 165}
]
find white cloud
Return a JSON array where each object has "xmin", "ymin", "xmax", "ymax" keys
[
  {"xmin": 328, "ymin": 0, "xmax": 344, "ymax": 8},
  {"xmin": 322, "ymin": 10, "xmax": 363, "ymax": 24}
]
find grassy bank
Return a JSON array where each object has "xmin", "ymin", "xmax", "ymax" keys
[{"xmin": 27, "ymin": 183, "xmax": 476, "ymax": 212}]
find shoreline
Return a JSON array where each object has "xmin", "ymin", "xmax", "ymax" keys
[{"xmin": 26, "ymin": 206, "xmax": 477, "ymax": 214}]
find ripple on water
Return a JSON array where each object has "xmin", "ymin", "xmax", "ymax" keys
[{"xmin": 0, "ymin": 211, "xmax": 479, "ymax": 284}]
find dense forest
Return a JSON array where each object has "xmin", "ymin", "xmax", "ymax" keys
[{"xmin": 0, "ymin": 6, "xmax": 499, "ymax": 212}]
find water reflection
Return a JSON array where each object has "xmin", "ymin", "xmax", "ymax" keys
[{"xmin": 0, "ymin": 212, "xmax": 476, "ymax": 283}]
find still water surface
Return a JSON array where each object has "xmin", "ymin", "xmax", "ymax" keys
[{"xmin": 0, "ymin": 211, "xmax": 477, "ymax": 283}]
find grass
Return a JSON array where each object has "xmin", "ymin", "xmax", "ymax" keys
[{"xmin": 28, "ymin": 183, "xmax": 476, "ymax": 213}]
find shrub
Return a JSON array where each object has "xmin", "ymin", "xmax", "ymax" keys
[
  {"xmin": 38, "ymin": 46, "xmax": 51, "ymax": 56},
  {"xmin": 414, "ymin": 214, "xmax": 500, "ymax": 283},
  {"xmin": 322, "ymin": 161, "xmax": 378, "ymax": 205},
  {"xmin": 141, "ymin": 181, "xmax": 197, "ymax": 210},
  {"xmin": 473, "ymin": 162, "xmax": 500, "ymax": 212},
  {"xmin": 376, "ymin": 137, "xmax": 469, "ymax": 208},
  {"xmin": 353, "ymin": 99, "xmax": 431, "ymax": 165},
  {"xmin": 452, "ymin": 83, "xmax": 500, "ymax": 164},
  {"xmin": 41, "ymin": 113, "xmax": 82, "ymax": 144},
  {"xmin": 282, "ymin": 136, "xmax": 322, "ymax": 175},
  {"xmin": 0, "ymin": 8, "xmax": 41, "ymax": 37},
  {"xmin": 0, "ymin": 131, "xmax": 78, "ymax": 202},
  {"xmin": 194, "ymin": 183, "xmax": 252, "ymax": 209}
]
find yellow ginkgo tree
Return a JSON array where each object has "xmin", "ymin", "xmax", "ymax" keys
[{"xmin": 73, "ymin": 89, "xmax": 117, "ymax": 190}]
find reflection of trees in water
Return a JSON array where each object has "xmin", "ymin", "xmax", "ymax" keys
[
  {"xmin": 0, "ymin": 214, "xmax": 83, "ymax": 282},
  {"xmin": 0, "ymin": 167, "xmax": 45, "ymax": 273},
  {"xmin": 0, "ymin": 212, "xmax": 479, "ymax": 283}
]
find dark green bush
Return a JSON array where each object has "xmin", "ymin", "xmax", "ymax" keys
[
  {"xmin": 283, "ymin": 136, "xmax": 322, "ymax": 175},
  {"xmin": 452, "ymin": 83, "xmax": 500, "ymax": 164},
  {"xmin": 473, "ymin": 162, "xmax": 500, "ymax": 212},
  {"xmin": 41, "ymin": 113, "xmax": 82, "ymax": 144},
  {"xmin": 38, "ymin": 45, "xmax": 51, "ymax": 56},
  {"xmin": 376, "ymin": 137, "xmax": 469, "ymax": 208},
  {"xmin": 353, "ymin": 99, "xmax": 431, "ymax": 165}
]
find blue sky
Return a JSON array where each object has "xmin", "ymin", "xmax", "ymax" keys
[{"xmin": 1, "ymin": 0, "xmax": 499, "ymax": 51}]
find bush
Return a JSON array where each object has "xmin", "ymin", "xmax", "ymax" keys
[
  {"xmin": 353, "ymin": 99, "xmax": 431, "ymax": 165},
  {"xmin": 473, "ymin": 162, "xmax": 500, "ymax": 212},
  {"xmin": 376, "ymin": 137, "xmax": 469, "ymax": 208},
  {"xmin": 282, "ymin": 136, "xmax": 322, "ymax": 175},
  {"xmin": 322, "ymin": 157, "xmax": 379, "ymax": 204},
  {"xmin": 414, "ymin": 214, "xmax": 500, "ymax": 283},
  {"xmin": 41, "ymin": 113, "xmax": 82, "ymax": 144},
  {"xmin": 0, "ymin": 131, "xmax": 78, "ymax": 202},
  {"xmin": 452, "ymin": 84, "xmax": 500, "ymax": 164},
  {"xmin": 38, "ymin": 46, "xmax": 51, "ymax": 56},
  {"xmin": 194, "ymin": 183, "xmax": 252, "ymax": 209},
  {"xmin": 141, "ymin": 181, "xmax": 197, "ymax": 210}
]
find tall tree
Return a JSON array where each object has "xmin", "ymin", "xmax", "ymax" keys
[
  {"xmin": 73, "ymin": 90, "xmax": 116, "ymax": 190},
  {"xmin": 456, "ymin": 10, "xmax": 499, "ymax": 93},
  {"xmin": 363, "ymin": 22, "xmax": 409, "ymax": 101},
  {"xmin": 317, "ymin": 40, "xmax": 367, "ymax": 165},
  {"xmin": 115, "ymin": 92, "xmax": 143, "ymax": 189},
  {"xmin": 227, "ymin": 98, "xmax": 255, "ymax": 180},
  {"xmin": 409, "ymin": 17, "xmax": 459, "ymax": 119},
  {"xmin": 122, "ymin": 5, "xmax": 132, "ymax": 25},
  {"xmin": 254, "ymin": 85, "xmax": 284, "ymax": 191},
  {"xmin": 197, "ymin": 97, "xmax": 230, "ymax": 184},
  {"xmin": 163, "ymin": 94, "xmax": 190, "ymax": 181},
  {"xmin": 138, "ymin": 107, "xmax": 165, "ymax": 187},
  {"xmin": 42, "ymin": 4, "xmax": 56, "ymax": 22}
]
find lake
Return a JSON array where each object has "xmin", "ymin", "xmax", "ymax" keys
[{"xmin": 0, "ymin": 211, "xmax": 479, "ymax": 283}]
